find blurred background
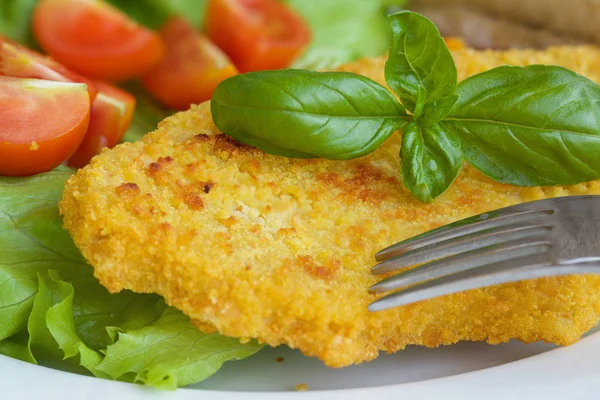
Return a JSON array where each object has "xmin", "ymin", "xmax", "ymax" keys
[{"xmin": 413, "ymin": 0, "xmax": 597, "ymax": 49}]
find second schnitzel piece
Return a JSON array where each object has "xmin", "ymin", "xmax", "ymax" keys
[{"xmin": 61, "ymin": 46, "xmax": 600, "ymax": 368}]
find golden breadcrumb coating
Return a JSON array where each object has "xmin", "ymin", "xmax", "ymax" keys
[{"xmin": 61, "ymin": 46, "xmax": 600, "ymax": 368}]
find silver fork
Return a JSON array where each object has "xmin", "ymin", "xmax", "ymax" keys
[{"xmin": 368, "ymin": 195, "xmax": 600, "ymax": 312}]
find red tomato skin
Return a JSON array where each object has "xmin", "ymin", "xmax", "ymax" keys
[
  {"xmin": 0, "ymin": 38, "xmax": 97, "ymax": 101},
  {"xmin": 0, "ymin": 77, "xmax": 90, "ymax": 176},
  {"xmin": 206, "ymin": 0, "xmax": 311, "ymax": 72},
  {"xmin": 67, "ymin": 81, "xmax": 136, "ymax": 168},
  {"xmin": 32, "ymin": 0, "xmax": 165, "ymax": 81},
  {"xmin": 142, "ymin": 17, "xmax": 238, "ymax": 110}
]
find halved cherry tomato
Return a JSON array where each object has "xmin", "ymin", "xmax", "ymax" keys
[
  {"xmin": 206, "ymin": 0, "xmax": 311, "ymax": 72},
  {"xmin": 67, "ymin": 81, "xmax": 135, "ymax": 168},
  {"xmin": 142, "ymin": 17, "xmax": 238, "ymax": 110},
  {"xmin": 33, "ymin": 0, "xmax": 165, "ymax": 81},
  {"xmin": 0, "ymin": 76, "xmax": 90, "ymax": 176},
  {"xmin": 0, "ymin": 38, "xmax": 97, "ymax": 101}
]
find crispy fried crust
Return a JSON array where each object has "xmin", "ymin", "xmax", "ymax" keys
[{"xmin": 61, "ymin": 46, "xmax": 600, "ymax": 367}]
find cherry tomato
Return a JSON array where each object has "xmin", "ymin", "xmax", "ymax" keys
[
  {"xmin": 67, "ymin": 81, "xmax": 135, "ymax": 168},
  {"xmin": 0, "ymin": 76, "xmax": 90, "ymax": 176},
  {"xmin": 33, "ymin": 0, "xmax": 165, "ymax": 81},
  {"xmin": 0, "ymin": 38, "xmax": 97, "ymax": 101},
  {"xmin": 206, "ymin": 0, "xmax": 311, "ymax": 72},
  {"xmin": 142, "ymin": 17, "xmax": 238, "ymax": 110}
]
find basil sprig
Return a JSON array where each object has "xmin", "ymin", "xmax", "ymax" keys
[{"xmin": 211, "ymin": 11, "xmax": 600, "ymax": 203}]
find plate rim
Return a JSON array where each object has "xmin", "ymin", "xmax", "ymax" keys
[{"xmin": 3, "ymin": 330, "xmax": 600, "ymax": 400}]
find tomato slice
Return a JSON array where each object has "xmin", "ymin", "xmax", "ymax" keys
[
  {"xmin": 142, "ymin": 17, "xmax": 238, "ymax": 110},
  {"xmin": 33, "ymin": 0, "xmax": 165, "ymax": 81},
  {"xmin": 0, "ymin": 76, "xmax": 90, "ymax": 176},
  {"xmin": 206, "ymin": 0, "xmax": 311, "ymax": 72},
  {"xmin": 67, "ymin": 81, "xmax": 135, "ymax": 168},
  {"xmin": 0, "ymin": 38, "xmax": 97, "ymax": 102}
]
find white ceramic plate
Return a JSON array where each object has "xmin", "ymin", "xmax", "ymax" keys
[{"xmin": 3, "ymin": 327, "xmax": 600, "ymax": 399}]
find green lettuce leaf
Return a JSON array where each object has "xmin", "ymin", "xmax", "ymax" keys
[
  {"xmin": 97, "ymin": 308, "xmax": 263, "ymax": 389},
  {"xmin": 121, "ymin": 82, "xmax": 173, "ymax": 143},
  {"xmin": 0, "ymin": 173, "xmax": 262, "ymax": 387},
  {"xmin": 290, "ymin": 0, "xmax": 408, "ymax": 69},
  {"xmin": 0, "ymin": 171, "xmax": 76, "ymax": 341},
  {"xmin": 104, "ymin": 0, "xmax": 206, "ymax": 30},
  {"xmin": 29, "ymin": 270, "xmax": 108, "ymax": 376},
  {"xmin": 0, "ymin": 0, "xmax": 38, "ymax": 46},
  {"xmin": 0, "ymin": 330, "xmax": 35, "ymax": 363}
]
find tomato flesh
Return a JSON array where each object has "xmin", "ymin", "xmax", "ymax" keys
[
  {"xmin": 0, "ymin": 38, "xmax": 97, "ymax": 102},
  {"xmin": 206, "ymin": 0, "xmax": 311, "ymax": 72},
  {"xmin": 67, "ymin": 81, "xmax": 136, "ymax": 168},
  {"xmin": 142, "ymin": 16, "xmax": 238, "ymax": 110},
  {"xmin": 0, "ymin": 76, "xmax": 90, "ymax": 176},
  {"xmin": 33, "ymin": 0, "xmax": 165, "ymax": 81}
]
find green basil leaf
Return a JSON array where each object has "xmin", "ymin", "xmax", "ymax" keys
[
  {"xmin": 385, "ymin": 11, "xmax": 457, "ymax": 115},
  {"xmin": 444, "ymin": 65, "xmax": 600, "ymax": 186},
  {"xmin": 211, "ymin": 69, "xmax": 408, "ymax": 160},
  {"xmin": 401, "ymin": 121, "xmax": 463, "ymax": 203}
]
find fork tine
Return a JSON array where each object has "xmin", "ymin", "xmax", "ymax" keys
[
  {"xmin": 375, "ymin": 208, "xmax": 554, "ymax": 262},
  {"xmin": 371, "ymin": 224, "xmax": 552, "ymax": 275},
  {"xmin": 369, "ymin": 240, "xmax": 551, "ymax": 293},
  {"xmin": 368, "ymin": 253, "xmax": 555, "ymax": 312}
]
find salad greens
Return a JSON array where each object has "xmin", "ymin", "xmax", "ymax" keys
[
  {"xmin": 290, "ymin": 0, "xmax": 408, "ymax": 69},
  {"xmin": 0, "ymin": 172, "xmax": 262, "ymax": 389},
  {"xmin": 104, "ymin": 0, "xmax": 207, "ymax": 30},
  {"xmin": 120, "ymin": 82, "xmax": 172, "ymax": 143},
  {"xmin": 0, "ymin": 0, "xmax": 38, "ymax": 47},
  {"xmin": 97, "ymin": 308, "xmax": 261, "ymax": 388},
  {"xmin": 212, "ymin": 11, "xmax": 600, "ymax": 203}
]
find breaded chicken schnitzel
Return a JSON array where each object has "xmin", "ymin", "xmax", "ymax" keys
[{"xmin": 60, "ymin": 46, "xmax": 600, "ymax": 368}]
